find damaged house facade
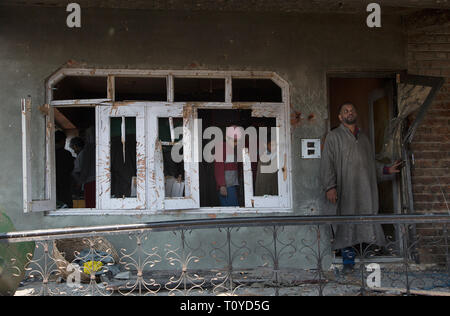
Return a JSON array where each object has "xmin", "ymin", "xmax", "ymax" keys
[{"xmin": 0, "ymin": 1, "xmax": 449, "ymax": 295}]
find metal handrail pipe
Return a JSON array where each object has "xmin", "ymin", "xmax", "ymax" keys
[{"xmin": 1, "ymin": 214, "xmax": 449, "ymax": 243}]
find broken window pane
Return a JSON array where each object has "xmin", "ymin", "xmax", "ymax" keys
[
  {"xmin": 110, "ymin": 117, "xmax": 137, "ymax": 198},
  {"xmin": 115, "ymin": 77, "xmax": 167, "ymax": 101},
  {"xmin": 232, "ymin": 79, "xmax": 282, "ymax": 102},
  {"xmin": 174, "ymin": 78, "xmax": 225, "ymax": 102},
  {"xmin": 158, "ymin": 117, "xmax": 183, "ymax": 143},
  {"xmin": 53, "ymin": 76, "xmax": 107, "ymax": 100},
  {"xmin": 198, "ymin": 109, "xmax": 252, "ymax": 208},
  {"xmin": 158, "ymin": 117, "xmax": 185, "ymax": 198},
  {"xmin": 54, "ymin": 107, "xmax": 96, "ymax": 209}
]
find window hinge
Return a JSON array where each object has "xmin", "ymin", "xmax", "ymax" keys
[{"xmin": 38, "ymin": 103, "xmax": 50, "ymax": 116}]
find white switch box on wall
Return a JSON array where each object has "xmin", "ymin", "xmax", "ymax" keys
[{"xmin": 301, "ymin": 139, "xmax": 321, "ymax": 159}]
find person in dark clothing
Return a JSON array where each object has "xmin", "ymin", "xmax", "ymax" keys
[
  {"xmin": 71, "ymin": 129, "xmax": 96, "ymax": 208},
  {"xmin": 70, "ymin": 136, "xmax": 85, "ymax": 156},
  {"xmin": 55, "ymin": 130, "xmax": 74, "ymax": 208}
]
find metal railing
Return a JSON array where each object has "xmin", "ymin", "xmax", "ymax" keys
[{"xmin": 1, "ymin": 214, "xmax": 449, "ymax": 296}]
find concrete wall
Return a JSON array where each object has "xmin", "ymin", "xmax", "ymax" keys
[{"xmin": 0, "ymin": 6, "xmax": 407, "ymax": 269}]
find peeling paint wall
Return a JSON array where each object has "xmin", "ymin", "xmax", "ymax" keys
[{"xmin": 0, "ymin": 6, "xmax": 406, "ymax": 268}]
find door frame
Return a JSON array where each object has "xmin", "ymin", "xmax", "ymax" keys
[{"xmin": 326, "ymin": 70, "xmax": 404, "ymax": 258}]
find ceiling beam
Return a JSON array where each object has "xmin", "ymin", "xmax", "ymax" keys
[
  {"xmin": 1, "ymin": 0, "xmax": 449, "ymax": 13},
  {"xmin": 405, "ymin": 9, "xmax": 450, "ymax": 32},
  {"xmin": 54, "ymin": 108, "xmax": 76, "ymax": 130}
]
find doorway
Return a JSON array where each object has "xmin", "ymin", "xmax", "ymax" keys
[{"xmin": 328, "ymin": 75, "xmax": 399, "ymax": 244}]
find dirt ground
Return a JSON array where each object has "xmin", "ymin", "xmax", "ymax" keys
[{"xmin": 14, "ymin": 263, "xmax": 450, "ymax": 296}]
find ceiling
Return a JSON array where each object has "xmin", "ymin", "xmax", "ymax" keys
[{"xmin": 2, "ymin": 0, "xmax": 450, "ymax": 14}]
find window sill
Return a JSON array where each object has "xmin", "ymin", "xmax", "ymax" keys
[{"xmin": 46, "ymin": 207, "xmax": 293, "ymax": 216}]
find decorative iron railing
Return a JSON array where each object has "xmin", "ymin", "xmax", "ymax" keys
[{"xmin": 0, "ymin": 214, "xmax": 449, "ymax": 296}]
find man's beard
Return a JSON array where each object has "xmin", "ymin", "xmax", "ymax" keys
[{"xmin": 343, "ymin": 116, "xmax": 357, "ymax": 125}]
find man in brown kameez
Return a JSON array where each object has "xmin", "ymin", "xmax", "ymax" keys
[{"xmin": 320, "ymin": 102, "xmax": 401, "ymax": 272}]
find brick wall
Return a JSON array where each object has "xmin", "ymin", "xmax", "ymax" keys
[
  {"xmin": 407, "ymin": 27, "xmax": 450, "ymax": 214},
  {"xmin": 407, "ymin": 25, "xmax": 450, "ymax": 264}
]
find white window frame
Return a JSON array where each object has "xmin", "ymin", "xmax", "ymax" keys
[
  {"xmin": 22, "ymin": 68, "xmax": 292, "ymax": 215},
  {"xmin": 97, "ymin": 105, "xmax": 147, "ymax": 210},
  {"xmin": 21, "ymin": 98, "xmax": 56, "ymax": 213},
  {"xmin": 242, "ymin": 104, "xmax": 289, "ymax": 209},
  {"xmin": 149, "ymin": 105, "xmax": 200, "ymax": 210}
]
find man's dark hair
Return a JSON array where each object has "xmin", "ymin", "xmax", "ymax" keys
[
  {"xmin": 55, "ymin": 130, "xmax": 66, "ymax": 144},
  {"xmin": 70, "ymin": 137, "xmax": 85, "ymax": 149},
  {"xmin": 338, "ymin": 102, "xmax": 356, "ymax": 114}
]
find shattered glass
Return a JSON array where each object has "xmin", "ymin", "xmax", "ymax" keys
[{"xmin": 377, "ymin": 83, "xmax": 431, "ymax": 161}]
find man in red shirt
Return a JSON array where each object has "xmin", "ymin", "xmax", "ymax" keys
[{"xmin": 214, "ymin": 126, "xmax": 242, "ymax": 206}]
